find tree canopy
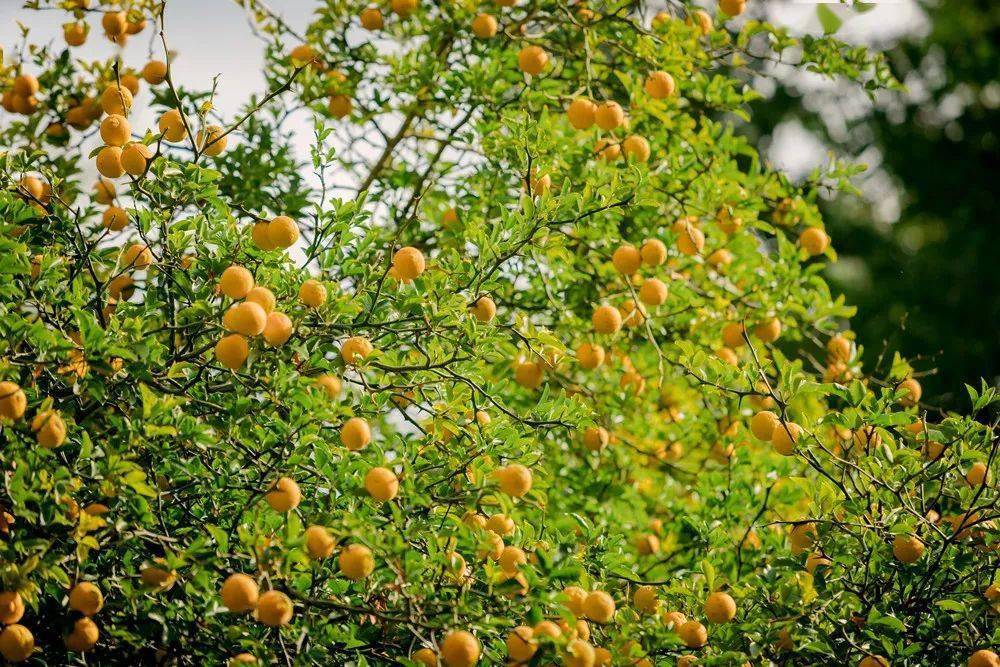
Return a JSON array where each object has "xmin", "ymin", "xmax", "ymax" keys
[{"xmin": 0, "ymin": 1, "xmax": 997, "ymax": 666}]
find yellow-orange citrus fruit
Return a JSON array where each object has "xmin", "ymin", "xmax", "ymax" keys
[
  {"xmin": 158, "ymin": 109, "xmax": 187, "ymax": 142},
  {"xmin": 299, "ymin": 279, "xmax": 327, "ymax": 307},
  {"xmin": 440, "ymin": 630, "xmax": 481, "ymax": 667},
  {"xmin": 518, "ymin": 46, "xmax": 549, "ymax": 76},
  {"xmin": 0, "ymin": 382, "xmax": 27, "ymax": 420},
  {"xmin": 96, "ymin": 146, "xmax": 125, "ymax": 178},
  {"xmin": 469, "ymin": 296, "xmax": 497, "ymax": 323},
  {"xmin": 99, "ymin": 114, "xmax": 131, "ymax": 146},
  {"xmin": 221, "ymin": 573, "xmax": 259, "ymax": 612},
  {"xmin": 612, "ymin": 245, "xmax": 641, "ymax": 275},
  {"xmin": 583, "ymin": 590, "xmax": 615, "ymax": 623},
  {"xmin": 268, "ymin": 215, "xmax": 299, "ymax": 248},
  {"xmin": 644, "ymin": 71, "xmax": 676, "ymax": 99},
  {"xmin": 393, "ymin": 246, "xmax": 426, "ymax": 281},
  {"xmin": 341, "ymin": 417, "xmax": 372, "ymax": 451},
  {"xmin": 215, "ymin": 334, "xmax": 249, "ymax": 369},
  {"xmin": 141, "ymin": 60, "xmax": 168, "ymax": 85},
  {"xmin": 219, "ymin": 265, "xmax": 254, "ymax": 299},
  {"xmin": 69, "ymin": 582, "xmax": 103, "ymax": 616},
  {"xmin": 472, "ymin": 13, "xmax": 498, "ymax": 38},
  {"xmin": 750, "ymin": 410, "xmax": 779, "ymax": 440},
  {"xmin": 100, "ymin": 84, "xmax": 132, "ymax": 115},
  {"xmin": 583, "ymin": 426, "xmax": 609, "ymax": 451},
  {"xmin": 198, "ymin": 125, "xmax": 228, "ymax": 157},
  {"xmin": 639, "ymin": 278, "xmax": 668, "ymax": 306},
  {"xmin": 263, "ymin": 312, "xmax": 293, "ymax": 346},
  {"xmin": 265, "ymin": 477, "xmax": 301, "ymax": 512},
  {"xmin": 299, "ymin": 525, "xmax": 335, "ymax": 560},
  {"xmin": 223, "ymin": 301, "xmax": 267, "ymax": 336},
  {"xmin": 577, "ymin": 343, "xmax": 605, "ymax": 369},
  {"xmin": 0, "ymin": 624, "xmax": 34, "ymax": 663},
  {"xmin": 623, "ymin": 135, "xmax": 651, "ymax": 162},
  {"xmin": 592, "ymin": 305, "xmax": 622, "ymax": 334},
  {"xmin": 594, "ymin": 101, "xmax": 625, "ymax": 130},
  {"xmin": 256, "ymin": 590, "xmax": 294, "ymax": 626},
  {"xmin": 339, "ymin": 544, "xmax": 375, "ymax": 580},
  {"xmin": 365, "ymin": 467, "xmax": 399, "ymax": 501},
  {"xmin": 341, "ymin": 336, "xmax": 374, "ymax": 364},
  {"xmin": 771, "ymin": 421, "xmax": 803, "ymax": 456},
  {"xmin": 0, "ymin": 592, "xmax": 25, "ymax": 624},
  {"xmin": 567, "ymin": 98, "xmax": 597, "ymax": 130},
  {"xmin": 892, "ymin": 534, "xmax": 924, "ymax": 564},
  {"xmin": 678, "ymin": 620, "xmax": 707, "ymax": 648},
  {"xmin": 360, "ymin": 7, "xmax": 383, "ymax": 30},
  {"xmin": 704, "ymin": 591, "xmax": 736, "ymax": 623},
  {"xmin": 494, "ymin": 464, "xmax": 532, "ymax": 497},
  {"xmin": 800, "ymin": 227, "xmax": 829, "ymax": 256},
  {"xmin": 64, "ymin": 617, "xmax": 99, "ymax": 652},
  {"xmin": 640, "ymin": 239, "xmax": 667, "ymax": 266}
]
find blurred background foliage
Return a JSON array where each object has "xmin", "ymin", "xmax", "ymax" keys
[{"xmin": 748, "ymin": 0, "xmax": 999, "ymax": 409}]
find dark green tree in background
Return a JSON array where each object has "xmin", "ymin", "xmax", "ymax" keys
[{"xmin": 751, "ymin": 0, "xmax": 1000, "ymax": 409}]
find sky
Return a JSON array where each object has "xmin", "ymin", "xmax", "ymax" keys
[{"xmin": 1, "ymin": 0, "xmax": 927, "ymax": 188}]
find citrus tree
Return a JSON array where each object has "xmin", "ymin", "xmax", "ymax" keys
[{"xmin": 0, "ymin": 0, "xmax": 997, "ymax": 665}]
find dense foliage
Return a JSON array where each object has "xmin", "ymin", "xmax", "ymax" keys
[
  {"xmin": 0, "ymin": 0, "xmax": 997, "ymax": 665},
  {"xmin": 750, "ymin": 0, "xmax": 1000, "ymax": 408}
]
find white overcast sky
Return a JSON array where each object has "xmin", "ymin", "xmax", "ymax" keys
[{"xmin": 1, "ymin": 0, "xmax": 927, "ymax": 184}]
